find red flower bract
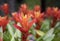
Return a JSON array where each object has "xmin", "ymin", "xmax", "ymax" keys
[
  {"xmin": 46, "ymin": 7, "xmax": 53, "ymax": 17},
  {"xmin": 19, "ymin": 4, "xmax": 28, "ymax": 14},
  {"xmin": 46, "ymin": 7, "xmax": 60, "ymax": 27},
  {"xmin": 2, "ymin": 3, "xmax": 9, "ymax": 15},
  {"xmin": 34, "ymin": 5, "xmax": 41, "ymax": 11},
  {"xmin": 53, "ymin": 9, "xmax": 60, "ymax": 20},
  {"xmin": 13, "ymin": 13, "xmax": 36, "ymax": 33},
  {"xmin": 46, "ymin": 7, "xmax": 59, "ymax": 19},
  {"xmin": 12, "ymin": 12, "xmax": 20, "ymax": 22},
  {"xmin": 34, "ymin": 12, "xmax": 44, "ymax": 29},
  {"xmin": 0, "ymin": 16, "xmax": 8, "ymax": 31}
]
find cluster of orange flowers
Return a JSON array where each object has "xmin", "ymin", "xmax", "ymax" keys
[
  {"xmin": 12, "ymin": 4, "xmax": 44, "ymax": 41},
  {"xmin": 46, "ymin": 7, "xmax": 60, "ymax": 27},
  {"xmin": 46, "ymin": 7, "xmax": 60, "ymax": 19},
  {"xmin": 0, "ymin": 3, "xmax": 60, "ymax": 41},
  {"xmin": 12, "ymin": 5, "xmax": 44, "ymax": 32}
]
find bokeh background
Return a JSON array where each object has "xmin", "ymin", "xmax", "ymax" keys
[{"xmin": 0, "ymin": 0, "xmax": 60, "ymax": 15}]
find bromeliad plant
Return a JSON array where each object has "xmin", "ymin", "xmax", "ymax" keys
[
  {"xmin": 1, "ymin": 3, "xmax": 9, "ymax": 15},
  {"xmin": 0, "ymin": 16, "xmax": 9, "ymax": 31},
  {"xmin": 46, "ymin": 7, "xmax": 60, "ymax": 27},
  {"xmin": 33, "ymin": 5, "xmax": 44, "ymax": 30},
  {"xmin": 0, "ymin": 16, "xmax": 9, "ymax": 41},
  {"xmin": 12, "ymin": 12, "xmax": 36, "ymax": 41},
  {"xmin": 0, "ymin": 3, "xmax": 60, "ymax": 41}
]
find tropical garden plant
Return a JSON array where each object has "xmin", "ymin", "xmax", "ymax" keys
[{"xmin": 0, "ymin": 3, "xmax": 60, "ymax": 41}]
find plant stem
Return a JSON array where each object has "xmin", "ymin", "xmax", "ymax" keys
[
  {"xmin": 51, "ymin": 18, "xmax": 57, "ymax": 28},
  {"xmin": 22, "ymin": 33, "xmax": 29, "ymax": 41}
]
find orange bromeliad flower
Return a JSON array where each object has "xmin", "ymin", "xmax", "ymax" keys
[
  {"xmin": 2, "ymin": 3, "xmax": 9, "ymax": 15},
  {"xmin": 33, "ymin": 5, "xmax": 44, "ymax": 22},
  {"xmin": 46, "ymin": 7, "xmax": 59, "ymax": 18},
  {"xmin": 52, "ymin": 7, "xmax": 59, "ymax": 18},
  {"xmin": 19, "ymin": 4, "xmax": 28, "ymax": 14},
  {"xmin": 46, "ymin": 7, "xmax": 53, "ymax": 17},
  {"xmin": 34, "ymin": 12, "xmax": 44, "ymax": 29},
  {"xmin": 33, "ymin": 12, "xmax": 44, "ymax": 30},
  {"xmin": 34, "ymin": 5, "xmax": 41, "ymax": 11},
  {"xmin": 12, "ymin": 12, "xmax": 19, "ymax": 22},
  {"xmin": 46, "ymin": 7, "xmax": 60, "ymax": 27},
  {"xmin": 32, "ymin": 6, "xmax": 44, "ymax": 30},
  {"xmin": 0, "ymin": 16, "xmax": 8, "ymax": 31},
  {"xmin": 52, "ymin": 7, "xmax": 60, "ymax": 20},
  {"xmin": 12, "ymin": 13, "xmax": 36, "ymax": 33},
  {"xmin": 32, "ymin": 5, "xmax": 44, "ymax": 38},
  {"xmin": 12, "ymin": 13, "xmax": 36, "ymax": 41},
  {"xmin": 57, "ymin": 10, "xmax": 60, "ymax": 20},
  {"xmin": 33, "ymin": 11, "xmax": 44, "ymax": 22}
]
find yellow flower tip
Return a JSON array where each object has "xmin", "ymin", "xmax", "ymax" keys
[
  {"xmin": 35, "ymin": 12, "xmax": 40, "ymax": 18},
  {"xmin": 22, "ymin": 15, "xmax": 27, "ymax": 19},
  {"xmin": 53, "ymin": 7, "xmax": 58, "ymax": 12}
]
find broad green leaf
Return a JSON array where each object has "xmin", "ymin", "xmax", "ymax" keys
[
  {"xmin": 0, "ymin": 27, "xmax": 3, "ymax": 40},
  {"xmin": 41, "ymin": 19, "xmax": 51, "ymax": 32},
  {"xmin": 30, "ymin": 28, "xmax": 36, "ymax": 36},
  {"xmin": 36, "ymin": 36, "xmax": 43, "ymax": 41},
  {"xmin": 0, "ymin": 27, "xmax": 3, "ymax": 37},
  {"xmin": 11, "ymin": 29, "xmax": 21, "ymax": 41},
  {"xmin": 3, "ymin": 30, "xmax": 11, "ymax": 41},
  {"xmin": 7, "ymin": 23, "xmax": 14, "ymax": 36},
  {"xmin": 11, "ymin": 23, "xmax": 22, "ymax": 41},
  {"xmin": 52, "ymin": 22, "xmax": 60, "ymax": 41},
  {"xmin": 16, "ymin": 23, "xmax": 21, "ymax": 39},
  {"xmin": 35, "ymin": 30, "xmax": 45, "ymax": 37},
  {"xmin": 52, "ymin": 33, "xmax": 60, "ymax": 41},
  {"xmin": 30, "ymin": 24, "xmax": 36, "ymax": 36},
  {"xmin": 54, "ymin": 22, "xmax": 60, "ymax": 28},
  {"xmin": 43, "ymin": 28, "xmax": 55, "ymax": 41},
  {"xmin": 44, "ymin": 34, "xmax": 55, "ymax": 41},
  {"xmin": 4, "ymin": 22, "xmax": 15, "ymax": 41}
]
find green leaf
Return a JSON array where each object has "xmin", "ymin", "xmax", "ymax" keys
[
  {"xmin": 43, "ymin": 28, "xmax": 55, "ymax": 41},
  {"xmin": 52, "ymin": 22, "xmax": 60, "ymax": 41},
  {"xmin": 35, "ymin": 30, "xmax": 45, "ymax": 37},
  {"xmin": 7, "ymin": 23, "xmax": 14, "ymax": 36},
  {"xmin": 30, "ymin": 26, "xmax": 36, "ymax": 36},
  {"xmin": 0, "ymin": 27, "xmax": 3, "ymax": 40},
  {"xmin": 3, "ymin": 31, "xmax": 12, "ymax": 41},
  {"xmin": 0, "ymin": 27, "xmax": 3, "ymax": 37},
  {"xmin": 41, "ymin": 19, "xmax": 51, "ymax": 32},
  {"xmin": 29, "ymin": 23, "xmax": 36, "ymax": 36},
  {"xmin": 11, "ymin": 23, "xmax": 22, "ymax": 41},
  {"xmin": 54, "ymin": 22, "xmax": 60, "ymax": 28},
  {"xmin": 11, "ymin": 29, "xmax": 21, "ymax": 41},
  {"xmin": 54, "ymin": 22, "xmax": 60, "ymax": 34},
  {"xmin": 36, "ymin": 36, "xmax": 43, "ymax": 41}
]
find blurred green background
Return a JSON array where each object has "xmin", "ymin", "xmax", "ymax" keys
[{"xmin": 46, "ymin": 0, "xmax": 60, "ymax": 8}]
